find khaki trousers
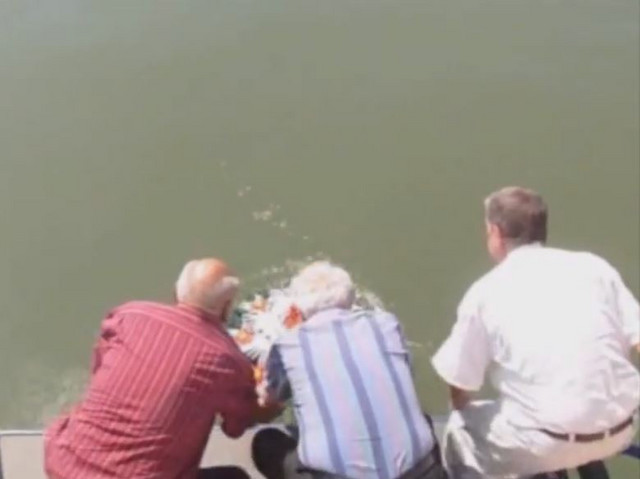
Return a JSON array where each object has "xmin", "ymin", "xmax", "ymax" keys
[{"xmin": 442, "ymin": 401, "xmax": 636, "ymax": 479}]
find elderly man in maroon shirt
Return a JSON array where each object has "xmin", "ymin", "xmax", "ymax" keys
[{"xmin": 45, "ymin": 258, "xmax": 280, "ymax": 479}]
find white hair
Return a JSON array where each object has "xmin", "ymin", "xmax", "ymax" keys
[
  {"xmin": 175, "ymin": 260, "xmax": 239, "ymax": 314},
  {"xmin": 288, "ymin": 261, "xmax": 355, "ymax": 318}
]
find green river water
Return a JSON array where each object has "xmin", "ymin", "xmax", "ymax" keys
[{"xmin": 0, "ymin": 1, "xmax": 638, "ymax": 475}]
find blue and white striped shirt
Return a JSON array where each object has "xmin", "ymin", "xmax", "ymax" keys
[{"xmin": 266, "ymin": 308, "xmax": 434, "ymax": 479}]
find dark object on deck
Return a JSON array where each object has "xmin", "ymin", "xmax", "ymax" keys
[
  {"xmin": 532, "ymin": 472, "xmax": 568, "ymax": 479},
  {"xmin": 197, "ymin": 466, "xmax": 251, "ymax": 478},
  {"xmin": 252, "ymin": 426, "xmax": 448, "ymax": 479},
  {"xmin": 624, "ymin": 443, "xmax": 640, "ymax": 459},
  {"xmin": 577, "ymin": 461, "xmax": 610, "ymax": 479},
  {"xmin": 252, "ymin": 427, "xmax": 298, "ymax": 479},
  {"xmin": 532, "ymin": 460, "xmax": 609, "ymax": 479}
]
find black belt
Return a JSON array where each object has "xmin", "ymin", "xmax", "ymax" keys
[
  {"xmin": 541, "ymin": 416, "xmax": 634, "ymax": 443},
  {"xmin": 396, "ymin": 450, "xmax": 440, "ymax": 479},
  {"xmin": 306, "ymin": 449, "xmax": 440, "ymax": 479}
]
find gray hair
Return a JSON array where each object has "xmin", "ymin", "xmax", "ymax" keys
[{"xmin": 288, "ymin": 261, "xmax": 356, "ymax": 318}]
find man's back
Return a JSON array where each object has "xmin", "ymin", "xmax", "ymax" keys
[
  {"xmin": 270, "ymin": 309, "xmax": 434, "ymax": 479},
  {"xmin": 45, "ymin": 301, "xmax": 256, "ymax": 479},
  {"xmin": 465, "ymin": 246, "xmax": 640, "ymax": 432}
]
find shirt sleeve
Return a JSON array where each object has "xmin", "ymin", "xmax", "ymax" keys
[
  {"xmin": 611, "ymin": 271, "xmax": 640, "ymax": 349},
  {"xmin": 431, "ymin": 289, "xmax": 491, "ymax": 392},
  {"xmin": 394, "ymin": 319, "xmax": 414, "ymax": 373},
  {"xmin": 219, "ymin": 355, "xmax": 259, "ymax": 439},
  {"xmin": 265, "ymin": 345, "xmax": 292, "ymax": 402}
]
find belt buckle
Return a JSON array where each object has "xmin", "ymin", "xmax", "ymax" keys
[{"xmin": 568, "ymin": 433, "xmax": 576, "ymax": 443}]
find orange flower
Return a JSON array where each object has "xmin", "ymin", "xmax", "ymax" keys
[
  {"xmin": 251, "ymin": 297, "xmax": 268, "ymax": 312},
  {"xmin": 234, "ymin": 329, "xmax": 254, "ymax": 345},
  {"xmin": 284, "ymin": 306, "xmax": 302, "ymax": 329},
  {"xmin": 254, "ymin": 366, "xmax": 264, "ymax": 384}
]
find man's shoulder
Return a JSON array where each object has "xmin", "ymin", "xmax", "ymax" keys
[
  {"xmin": 457, "ymin": 253, "xmax": 537, "ymax": 314},
  {"xmin": 471, "ymin": 247, "xmax": 617, "ymax": 288},
  {"xmin": 572, "ymin": 249, "xmax": 617, "ymax": 273},
  {"xmin": 308, "ymin": 308, "xmax": 400, "ymax": 327},
  {"xmin": 111, "ymin": 301, "xmax": 244, "ymax": 350},
  {"xmin": 543, "ymin": 247, "xmax": 620, "ymax": 278},
  {"xmin": 108, "ymin": 300, "xmax": 173, "ymax": 318},
  {"xmin": 364, "ymin": 309, "xmax": 404, "ymax": 335},
  {"xmin": 458, "ymin": 267, "xmax": 498, "ymax": 312},
  {"xmin": 368, "ymin": 308, "xmax": 399, "ymax": 322},
  {"xmin": 276, "ymin": 309, "xmax": 400, "ymax": 341}
]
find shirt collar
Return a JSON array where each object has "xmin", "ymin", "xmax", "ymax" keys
[
  {"xmin": 305, "ymin": 307, "xmax": 352, "ymax": 326},
  {"xmin": 176, "ymin": 303, "xmax": 225, "ymax": 330},
  {"xmin": 505, "ymin": 242, "xmax": 544, "ymax": 259}
]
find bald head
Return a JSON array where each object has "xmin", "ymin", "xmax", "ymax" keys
[{"xmin": 175, "ymin": 258, "xmax": 239, "ymax": 322}]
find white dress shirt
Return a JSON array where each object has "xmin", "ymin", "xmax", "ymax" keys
[{"xmin": 433, "ymin": 244, "xmax": 640, "ymax": 434}]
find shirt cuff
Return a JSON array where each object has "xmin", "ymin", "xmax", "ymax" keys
[{"xmin": 431, "ymin": 351, "xmax": 482, "ymax": 392}]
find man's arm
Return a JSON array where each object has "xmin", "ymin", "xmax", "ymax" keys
[
  {"xmin": 220, "ymin": 400, "xmax": 283, "ymax": 438},
  {"xmin": 449, "ymin": 385, "xmax": 473, "ymax": 411},
  {"xmin": 253, "ymin": 395, "xmax": 285, "ymax": 423},
  {"xmin": 219, "ymin": 374, "xmax": 257, "ymax": 438},
  {"xmin": 431, "ymin": 290, "xmax": 491, "ymax": 410},
  {"xmin": 611, "ymin": 269, "xmax": 640, "ymax": 354},
  {"xmin": 218, "ymin": 353, "xmax": 278, "ymax": 438}
]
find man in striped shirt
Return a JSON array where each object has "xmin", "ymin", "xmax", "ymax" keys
[
  {"xmin": 45, "ymin": 258, "xmax": 281, "ymax": 479},
  {"xmin": 254, "ymin": 262, "xmax": 446, "ymax": 479}
]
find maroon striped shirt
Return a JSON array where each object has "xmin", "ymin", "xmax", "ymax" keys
[{"xmin": 44, "ymin": 301, "xmax": 257, "ymax": 479}]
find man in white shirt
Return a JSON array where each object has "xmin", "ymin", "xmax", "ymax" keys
[{"xmin": 432, "ymin": 186, "xmax": 640, "ymax": 478}]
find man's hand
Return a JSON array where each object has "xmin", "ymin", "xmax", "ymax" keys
[
  {"xmin": 449, "ymin": 385, "xmax": 473, "ymax": 411},
  {"xmin": 221, "ymin": 390, "xmax": 284, "ymax": 437},
  {"xmin": 254, "ymin": 393, "xmax": 285, "ymax": 424}
]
